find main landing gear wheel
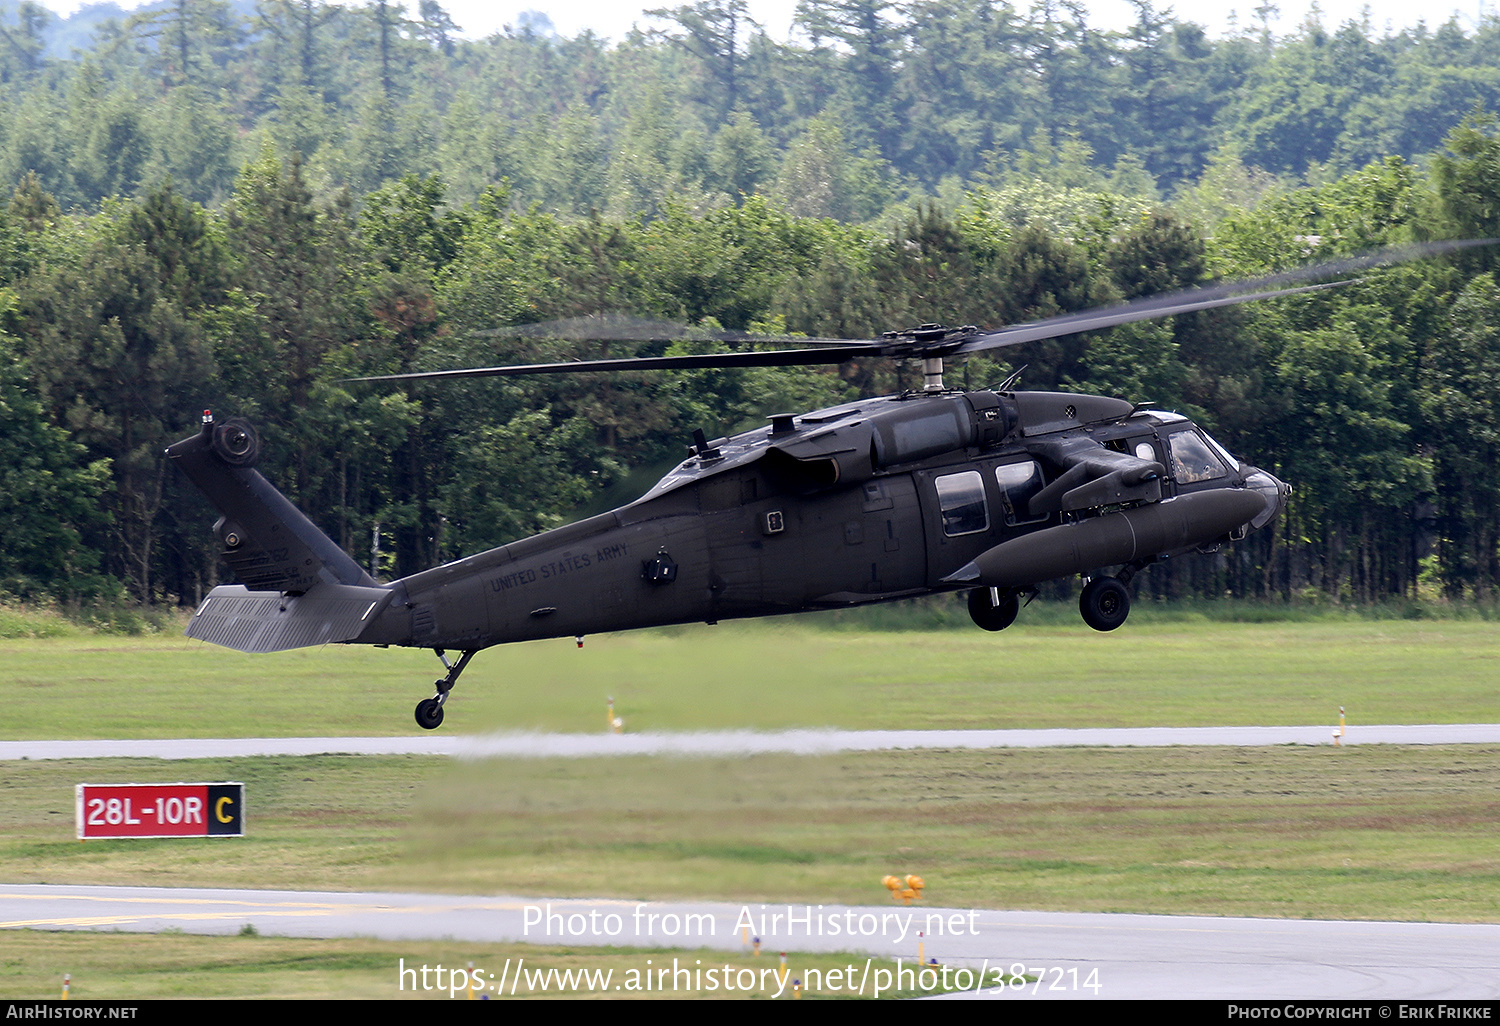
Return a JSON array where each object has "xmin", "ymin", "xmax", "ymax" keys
[
  {"xmin": 1079, "ymin": 577, "xmax": 1130, "ymax": 632},
  {"xmin": 968, "ymin": 587, "xmax": 1020, "ymax": 632},
  {"xmin": 414, "ymin": 697, "xmax": 444, "ymax": 730}
]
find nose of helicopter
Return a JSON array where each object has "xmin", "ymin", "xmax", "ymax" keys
[{"xmin": 1244, "ymin": 468, "xmax": 1289, "ymax": 531}]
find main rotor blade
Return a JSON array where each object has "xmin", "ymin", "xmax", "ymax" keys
[
  {"xmin": 952, "ymin": 238, "xmax": 1496, "ymax": 356},
  {"xmin": 346, "ymin": 239, "xmax": 1497, "ymax": 384},
  {"xmin": 474, "ymin": 312, "xmax": 867, "ymax": 347},
  {"xmin": 953, "ymin": 280, "xmax": 1351, "ymax": 354},
  {"xmin": 346, "ymin": 343, "xmax": 886, "ymax": 383}
]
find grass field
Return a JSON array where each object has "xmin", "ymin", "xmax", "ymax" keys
[
  {"xmin": 0, "ymin": 931, "xmax": 963, "ymax": 1000},
  {"xmin": 4, "ymin": 746, "xmax": 1498, "ymax": 921},
  {"xmin": 2, "ymin": 616, "xmax": 1497, "ymax": 998},
  {"xmin": 5, "ymin": 616, "xmax": 1499, "ymax": 738}
]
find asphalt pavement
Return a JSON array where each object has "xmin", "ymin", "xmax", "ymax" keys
[
  {"xmin": 3, "ymin": 884, "xmax": 1497, "ymax": 999},
  {"xmin": 4, "ymin": 723, "xmax": 1500, "ymax": 760}
]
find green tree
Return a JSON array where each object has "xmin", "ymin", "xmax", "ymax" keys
[
  {"xmin": 21, "ymin": 185, "xmax": 223, "ymax": 600},
  {"xmin": 1419, "ymin": 275, "xmax": 1500, "ymax": 598},
  {"xmin": 415, "ymin": 0, "xmax": 459, "ymax": 58},
  {"xmin": 142, "ymin": 86, "xmax": 238, "ymax": 205},
  {"xmin": 1112, "ymin": 10, "xmax": 1236, "ymax": 189},
  {"xmin": 897, "ymin": 0, "xmax": 1038, "ymax": 183},
  {"xmin": 606, "ymin": 86, "xmax": 693, "ymax": 218},
  {"xmin": 1231, "ymin": 21, "xmax": 1392, "ymax": 175},
  {"xmin": 255, "ymin": 0, "xmax": 341, "ymax": 92},
  {"xmin": 128, "ymin": 0, "xmax": 244, "ymax": 91},
  {"xmin": 707, "ymin": 110, "xmax": 774, "ymax": 201},
  {"xmin": 525, "ymin": 105, "xmax": 607, "ymax": 217},
  {"xmin": 0, "ymin": 334, "xmax": 112, "ymax": 599},
  {"xmin": 648, "ymin": 0, "xmax": 754, "ymax": 121},
  {"xmin": 794, "ymin": 0, "xmax": 901, "ymax": 159},
  {"xmin": 438, "ymin": 411, "xmax": 602, "ymax": 556},
  {"xmin": 1428, "ymin": 109, "xmax": 1500, "ymax": 275},
  {"xmin": 769, "ymin": 115, "xmax": 892, "ymax": 221},
  {"xmin": 354, "ymin": 173, "xmax": 467, "ymax": 574},
  {"xmin": 0, "ymin": 2, "xmax": 49, "ymax": 83},
  {"xmin": 66, "ymin": 69, "xmax": 150, "ymax": 206},
  {"xmin": 223, "ymin": 150, "xmax": 372, "ymax": 509},
  {"xmin": 0, "ymin": 92, "xmax": 73, "ymax": 210}
]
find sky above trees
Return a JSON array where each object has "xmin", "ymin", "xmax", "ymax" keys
[{"xmin": 33, "ymin": 0, "xmax": 1480, "ymax": 43}]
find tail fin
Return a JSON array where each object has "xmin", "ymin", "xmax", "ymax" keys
[
  {"xmin": 167, "ymin": 412, "xmax": 395, "ymax": 653},
  {"xmin": 166, "ymin": 412, "xmax": 376, "ymax": 594}
]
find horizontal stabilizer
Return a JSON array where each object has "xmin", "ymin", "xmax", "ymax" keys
[{"xmin": 186, "ymin": 584, "xmax": 393, "ymax": 653}]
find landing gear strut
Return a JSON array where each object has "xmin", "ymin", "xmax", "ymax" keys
[
  {"xmin": 968, "ymin": 587, "xmax": 1020, "ymax": 632},
  {"xmin": 415, "ymin": 648, "xmax": 477, "ymax": 730}
]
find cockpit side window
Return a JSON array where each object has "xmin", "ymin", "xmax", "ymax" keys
[
  {"xmin": 1108, "ymin": 436, "xmax": 1161, "ymax": 464},
  {"xmin": 994, "ymin": 460, "xmax": 1047, "ymax": 525},
  {"xmin": 1165, "ymin": 430, "xmax": 1228, "ymax": 484}
]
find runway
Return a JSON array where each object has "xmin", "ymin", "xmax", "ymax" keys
[
  {"xmin": 3, "ymin": 884, "xmax": 1497, "ymax": 999},
  {"xmin": 5, "ymin": 722, "xmax": 1500, "ymax": 760}
]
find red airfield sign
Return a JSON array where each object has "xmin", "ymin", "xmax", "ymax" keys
[{"xmin": 76, "ymin": 782, "xmax": 245, "ymax": 839}]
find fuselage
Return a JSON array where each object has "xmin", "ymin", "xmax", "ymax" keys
[{"xmin": 354, "ymin": 389, "xmax": 1285, "ymax": 651}]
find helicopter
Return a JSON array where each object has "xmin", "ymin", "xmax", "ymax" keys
[{"xmin": 164, "ymin": 242, "xmax": 1476, "ymax": 729}]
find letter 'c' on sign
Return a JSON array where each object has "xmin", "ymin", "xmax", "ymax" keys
[{"xmin": 216, "ymin": 796, "xmax": 233, "ymax": 823}]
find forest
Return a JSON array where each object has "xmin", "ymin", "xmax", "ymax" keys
[{"xmin": 2, "ymin": 0, "xmax": 1500, "ymax": 612}]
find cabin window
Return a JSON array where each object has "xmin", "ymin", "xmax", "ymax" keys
[
  {"xmin": 994, "ymin": 460, "xmax": 1047, "ymax": 525},
  {"xmin": 1165, "ymin": 430, "xmax": 1228, "ymax": 484},
  {"xmin": 935, "ymin": 470, "xmax": 989, "ymax": 536}
]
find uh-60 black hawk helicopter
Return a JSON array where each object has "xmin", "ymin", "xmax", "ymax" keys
[{"xmin": 165, "ymin": 243, "xmax": 1472, "ymax": 729}]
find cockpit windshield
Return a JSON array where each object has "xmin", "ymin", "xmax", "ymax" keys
[
  {"xmin": 1200, "ymin": 430, "xmax": 1240, "ymax": 471},
  {"xmin": 1165, "ymin": 429, "xmax": 1229, "ymax": 484}
]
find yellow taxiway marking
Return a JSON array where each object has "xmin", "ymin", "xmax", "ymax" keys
[
  {"xmin": 0, "ymin": 892, "xmax": 633, "ymax": 929},
  {"xmin": 1, "ymin": 911, "xmax": 343, "ymax": 928},
  {"xmin": 2, "ymin": 892, "xmax": 530, "ymax": 912},
  {"xmin": 4, "ymin": 892, "xmax": 640, "ymax": 911}
]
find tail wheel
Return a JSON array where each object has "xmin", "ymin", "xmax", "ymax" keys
[
  {"xmin": 1079, "ymin": 577, "xmax": 1130, "ymax": 632},
  {"xmin": 968, "ymin": 587, "xmax": 1020, "ymax": 632},
  {"xmin": 414, "ymin": 649, "xmax": 475, "ymax": 730}
]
